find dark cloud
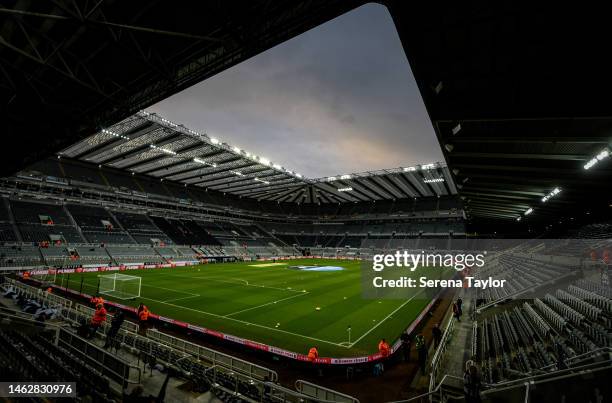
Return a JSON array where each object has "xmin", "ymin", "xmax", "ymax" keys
[{"xmin": 149, "ymin": 3, "xmax": 443, "ymax": 178}]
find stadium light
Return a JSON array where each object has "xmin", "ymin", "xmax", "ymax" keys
[
  {"xmin": 584, "ymin": 148, "xmax": 610, "ymax": 170},
  {"xmin": 423, "ymin": 178, "xmax": 444, "ymax": 183},
  {"xmin": 421, "ymin": 163, "xmax": 436, "ymax": 170},
  {"xmin": 524, "ymin": 208, "xmax": 533, "ymax": 215},
  {"xmin": 403, "ymin": 166, "xmax": 417, "ymax": 172},
  {"xmin": 452, "ymin": 123, "xmax": 461, "ymax": 135},
  {"xmin": 193, "ymin": 157, "xmax": 216, "ymax": 167},
  {"xmin": 338, "ymin": 187, "xmax": 353, "ymax": 192},
  {"xmin": 327, "ymin": 176, "xmax": 337, "ymax": 182},
  {"xmin": 542, "ymin": 187, "xmax": 561, "ymax": 203},
  {"xmin": 149, "ymin": 145, "xmax": 177, "ymax": 155},
  {"xmin": 340, "ymin": 174, "xmax": 352, "ymax": 180}
]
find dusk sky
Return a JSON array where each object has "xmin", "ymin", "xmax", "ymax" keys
[{"xmin": 150, "ymin": 3, "xmax": 443, "ymax": 178}]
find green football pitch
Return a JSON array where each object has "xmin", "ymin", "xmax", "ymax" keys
[{"xmin": 53, "ymin": 259, "xmax": 431, "ymax": 357}]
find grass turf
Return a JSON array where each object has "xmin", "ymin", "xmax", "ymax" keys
[{"xmin": 53, "ymin": 258, "xmax": 431, "ymax": 357}]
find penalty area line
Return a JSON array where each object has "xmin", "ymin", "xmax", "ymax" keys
[{"xmin": 347, "ymin": 289, "xmax": 425, "ymax": 348}]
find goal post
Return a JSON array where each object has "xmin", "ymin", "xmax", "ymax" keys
[{"xmin": 98, "ymin": 273, "xmax": 141, "ymax": 300}]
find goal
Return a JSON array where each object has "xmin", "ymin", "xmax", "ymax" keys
[{"xmin": 98, "ymin": 273, "xmax": 141, "ymax": 300}]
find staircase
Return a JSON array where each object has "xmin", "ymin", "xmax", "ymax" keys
[
  {"xmin": 62, "ymin": 204, "xmax": 88, "ymax": 243},
  {"xmin": 4, "ymin": 198, "xmax": 22, "ymax": 242}
]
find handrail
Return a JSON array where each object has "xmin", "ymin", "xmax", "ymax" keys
[
  {"xmin": 538, "ymin": 347, "xmax": 611, "ymax": 371},
  {"xmin": 146, "ymin": 328, "xmax": 278, "ymax": 382},
  {"xmin": 386, "ymin": 374, "xmax": 464, "ymax": 403},
  {"xmin": 389, "ymin": 359, "xmax": 612, "ymax": 402},
  {"xmin": 295, "ymin": 379, "xmax": 360, "ymax": 403},
  {"xmin": 428, "ymin": 307, "xmax": 456, "ymax": 393}
]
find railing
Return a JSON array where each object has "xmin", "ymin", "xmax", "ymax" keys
[
  {"xmin": 387, "ymin": 374, "xmax": 464, "ymax": 403},
  {"xmin": 146, "ymin": 328, "xmax": 278, "ymax": 382},
  {"xmin": 538, "ymin": 347, "xmax": 611, "ymax": 372},
  {"xmin": 0, "ymin": 308, "xmax": 141, "ymax": 389},
  {"xmin": 57, "ymin": 327, "xmax": 141, "ymax": 387},
  {"xmin": 428, "ymin": 308, "xmax": 457, "ymax": 394},
  {"xmin": 295, "ymin": 380, "xmax": 360, "ymax": 403},
  {"xmin": 388, "ymin": 359, "xmax": 612, "ymax": 402}
]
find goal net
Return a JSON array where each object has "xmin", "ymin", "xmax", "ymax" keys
[{"xmin": 98, "ymin": 273, "xmax": 141, "ymax": 300}]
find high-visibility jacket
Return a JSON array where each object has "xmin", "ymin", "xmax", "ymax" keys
[
  {"xmin": 139, "ymin": 307, "xmax": 149, "ymax": 321},
  {"xmin": 415, "ymin": 335, "xmax": 426, "ymax": 350},
  {"xmin": 90, "ymin": 296, "xmax": 105, "ymax": 306},
  {"xmin": 91, "ymin": 307, "xmax": 107, "ymax": 326},
  {"xmin": 307, "ymin": 347, "xmax": 319, "ymax": 362},
  {"xmin": 378, "ymin": 341, "xmax": 390, "ymax": 357}
]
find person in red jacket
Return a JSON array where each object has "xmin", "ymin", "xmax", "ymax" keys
[
  {"xmin": 378, "ymin": 338, "xmax": 390, "ymax": 358},
  {"xmin": 137, "ymin": 303, "xmax": 150, "ymax": 334},
  {"xmin": 88, "ymin": 303, "xmax": 107, "ymax": 338},
  {"xmin": 307, "ymin": 346, "xmax": 319, "ymax": 362},
  {"xmin": 90, "ymin": 295, "xmax": 105, "ymax": 306}
]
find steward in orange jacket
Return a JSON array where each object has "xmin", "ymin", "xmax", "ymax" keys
[
  {"xmin": 307, "ymin": 346, "xmax": 319, "ymax": 362},
  {"xmin": 378, "ymin": 339, "xmax": 391, "ymax": 358},
  {"xmin": 91, "ymin": 304, "xmax": 107, "ymax": 326}
]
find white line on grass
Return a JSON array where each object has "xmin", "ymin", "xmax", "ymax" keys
[
  {"xmin": 347, "ymin": 289, "xmax": 425, "ymax": 348},
  {"xmin": 141, "ymin": 283, "xmax": 200, "ymax": 296},
  {"xmin": 167, "ymin": 274, "xmax": 303, "ymax": 293},
  {"xmin": 138, "ymin": 296, "xmax": 346, "ymax": 348},
  {"xmin": 163, "ymin": 294, "xmax": 201, "ymax": 303},
  {"xmin": 224, "ymin": 292, "xmax": 310, "ymax": 317}
]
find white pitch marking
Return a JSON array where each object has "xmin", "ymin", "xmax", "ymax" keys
[
  {"xmin": 139, "ymin": 296, "xmax": 346, "ymax": 348},
  {"xmin": 348, "ymin": 289, "xmax": 424, "ymax": 348},
  {"xmin": 224, "ymin": 292, "xmax": 310, "ymax": 317},
  {"xmin": 163, "ymin": 294, "xmax": 201, "ymax": 303},
  {"xmin": 167, "ymin": 274, "xmax": 303, "ymax": 293},
  {"xmin": 142, "ymin": 283, "xmax": 200, "ymax": 296}
]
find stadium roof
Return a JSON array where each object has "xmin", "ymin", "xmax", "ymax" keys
[
  {"xmin": 3, "ymin": 1, "xmax": 612, "ymax": 221},
  {"xmin": 58, "ymin": 111, "xmax": 457, "ymax": 204}
]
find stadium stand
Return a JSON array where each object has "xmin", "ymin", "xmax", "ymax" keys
[
  {"xmin": 0, "ymin": 277, "xmax": 357, "ymax": 403},
  {"xmin": 66, "ymin": 204, "xmax": 134, "ymax": 244}
]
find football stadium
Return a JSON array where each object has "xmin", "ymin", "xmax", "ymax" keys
[{"xmin": 0, "ymin": 2, "xmax": 611, "ymax": 403}]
